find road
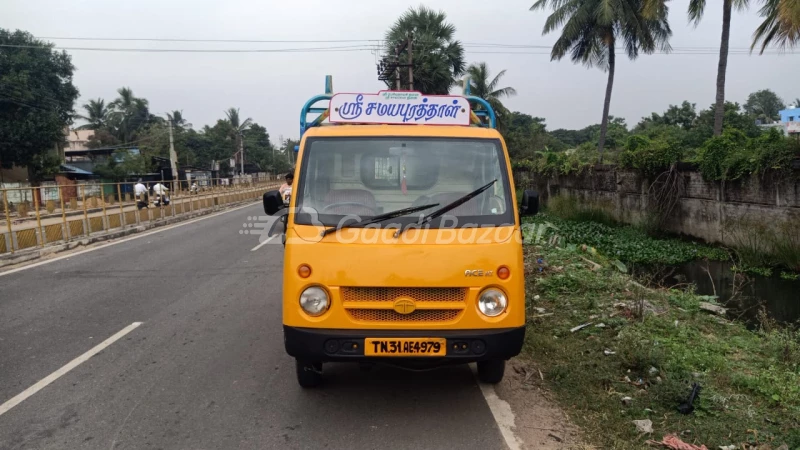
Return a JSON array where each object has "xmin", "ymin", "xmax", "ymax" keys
[{"xmin": 0, "ymin": 202, "xmax": 513, "ymax": 450}]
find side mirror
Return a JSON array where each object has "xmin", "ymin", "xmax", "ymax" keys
[
  {"xmin": 263, "ymin": 190, "xmax": 283, "ymax": 215},
  {"xmin": 520, "ymin": 190, "xmax": 539, "ymax": 216}
]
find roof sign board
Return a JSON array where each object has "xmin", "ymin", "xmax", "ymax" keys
[{"xmin": 328, "ymin": 91, "xmax": 471, "ymax": 126}]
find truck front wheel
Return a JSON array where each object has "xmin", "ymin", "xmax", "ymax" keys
[
  {"xmin": 295, "ymin": 360, "xmax": 323, "ymax": 388},
  {"xmin": 477, "ymin": 360, "xmax": 505, "ymax": 384}
]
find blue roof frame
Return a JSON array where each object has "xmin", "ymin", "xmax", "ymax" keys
[{"xmin": 297, "ymin": 76, "xmax": 497, "ymax": 151}]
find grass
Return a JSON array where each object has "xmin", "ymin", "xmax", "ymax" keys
[
  {"xmin": 524, "ymin": 213, "xmax": 729, "ymax": 266},
  {"xmin": 520, "ymin": 244, "xmax": 800, "ymax": 449}
]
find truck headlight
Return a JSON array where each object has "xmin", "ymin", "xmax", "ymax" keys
[
  {"xmin": 300, "ymin": 286, "xmax": 329, "ymax": 316},
  {"xmin": 478, "ymin": 289, "xmax": 507, "ymax": 317}
]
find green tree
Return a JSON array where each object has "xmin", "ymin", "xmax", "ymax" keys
[
  {"xmin": 223, "ymin": 107, "xmax": 252, "ymax": 172},
  {"xmin": 635, "ymin": 101, "xmax": 698, "ymax": 131},
  {"xmin": 76, "ymin": 98, "xmax": 110, "ymax": 130},
  {"xmin": 0, "ymin": 29, "xmax": 79, "ymax": 180},
  {"xmin": 383, "ymin": 5, "xmax": 465, "ymax": 94},
  {"xmin": 464, "ymin": 62, "xmax": 517, "ymax": 128},
  {"xmin": 530, "ymin": 0, "xmax": 672, "ymax": 160},
  {"xmin": 93, "ymin": 150, "xmax": 147, "ymax": 181},
  {"xmin": 743, "ymin": 89, "xmax": 785, "ymax": 122},
  {"xmin": 167, "ymin": 110, "xmax": 188, "ymax": 130},
  {"xmin": 752, "ymin": 0, "xmax": 800, "ymax": 53},
  {"xmin": 108, "ymin": 87, "xmax": 151, "ymax": 142},
  {"xmin": 683, "ymin": 0, "xmax": 751, "ymax": 137}
]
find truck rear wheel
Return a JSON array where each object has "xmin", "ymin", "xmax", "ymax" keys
[
  {"xmin": 477, "ymin": 360, "xmax": 505, "ymax": 384},
  {"xmin": 295, "ymin": 360, "xmax": 323, "ymax": 388}
]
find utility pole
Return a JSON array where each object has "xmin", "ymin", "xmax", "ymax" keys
[
  {"xmin": 168, "ymin": 119, "xmax": 178, "ymax": 191},
  {"xmin": 408, "ymin": 32, "xmax": 413, "ymax": 90},
  {"xmin": 238, "ymin": 132, "xmax": 244, "ymax": 176}
]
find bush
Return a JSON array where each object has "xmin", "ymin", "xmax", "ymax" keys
[
  {"xmin": 620, "ymin": 135, "xmax": 682, "ymax": 177},
  {"xmin": 696, "ymin": 128, "xmax": 798, "ymax": 181}
]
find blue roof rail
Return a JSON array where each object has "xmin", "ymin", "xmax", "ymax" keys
[
  {"xmin": 299, "ymin": 75, "xmax": 334, "ymax": 143},
  {"xmin": 298, "ymin": 75, "xmax": 497, "ymax": 148},
  {"xmin": 462, "ymin": 75, "xmax": 497, "ymax": 129}
]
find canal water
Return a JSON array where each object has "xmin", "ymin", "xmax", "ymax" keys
[{"xmin": 636, "ymin": 260, "xmax": 799, "ymax": 328}]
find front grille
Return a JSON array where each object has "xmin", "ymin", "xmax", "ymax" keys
[
  {"xmin": 341, "ymin": 287, "xmax": 467, "ymax": 303},
  {"xmin": 342, "ymin": 287, "xmax": 467, "ymax": 324},
  {"xmin": 347, "ymin": 309, "xmax": 461, "ymax": 323}
]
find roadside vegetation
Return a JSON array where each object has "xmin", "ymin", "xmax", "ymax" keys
[{"xmin": 519, "ymin": 239, "xmax": 800, "ymax": 449}]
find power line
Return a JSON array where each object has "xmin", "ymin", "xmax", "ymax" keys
[
  {"xmin": 29, "ymin": 35, "xmax": 788, "ymax": 53},
  {"xmin": 0, "ymin": 44, "xmax": 379, "ymax": 53},
  {"xmin": 37, "ymin": 36, "xmax": 383, "ymax": 43}
]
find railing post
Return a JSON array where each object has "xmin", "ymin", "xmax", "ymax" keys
[
  {"xmin": 33, "ymin": 187, "xmax": 44, "ymax": 247},
  {"xmin": 59, "ymin": 184, "xmax": 68, "ymax": 241},
  {"xmin": 100, "ymin": 182, "xmax": 109, "ymax": 231},
  {"xmin": 117, "ymin": 183, "xmax": 125, "ymax": 228},
  {"xmin": 81, "ymin": 184, "xmax": 89, "ymax": 236},
  {"xmin": 3, "ymin": 189, "xmax": 14, "ymax": 253}
]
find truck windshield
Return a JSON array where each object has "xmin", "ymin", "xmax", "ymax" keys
[{"xmin": 293, "ymin": 137, "xmax": 514, "ymax": 228}]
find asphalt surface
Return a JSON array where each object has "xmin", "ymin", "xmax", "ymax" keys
[{"xmin": 0, "ymin": 202, "xmax": 509, "ymax": 450}]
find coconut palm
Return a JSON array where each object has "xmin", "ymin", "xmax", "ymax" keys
[
  {"xmin": 679, "ymin": 0, "xmax": 752, "ymax": 137},
  {"xmin": 384, "ymin": 5, "xmax": 465, "ymax": 95},
  {"xmin": 530, "ymin": 0, "xmax": 672, "ymax": 158},
  {"xmin": 464, "ymin": 62, "xmax": 517, "ymax": 128},
  {"xmin": 167, "ymin": 110, "xmax": 188, "ymax": 129},
  {"xmin": 224, "ymin": 108, "xmax": 252, "ymax": 170},
  {"xmin": 75, "ymin": 98, "xmax": 110, "ymax": 130},
  {"xmin": 109, "ymin": 87, "xmax": 151, "ymax": 142},
  {"xmin": 752, "ymin": 0, "xmax": 800, "ymax": 54}
]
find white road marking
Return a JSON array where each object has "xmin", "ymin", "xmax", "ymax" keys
[
  {"xmin": 251, "ymin": 235, "xmax": 277, "ymax": 251},
  {"xmin": 0, "ymin": 322, "xmax": 143, "ymax": 417},
  {"xmin": 0, "ymin": 201, "xmax": 262, "ymax": 277},
  {"xmin": 473, "ymin": 365, "xmax": 524, "ymax": 450}
]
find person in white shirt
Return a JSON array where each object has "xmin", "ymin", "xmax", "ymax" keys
[
  {"xmin": 134, "ymin": 180, "xmax": 149, "ymax": 208},
  {"xmin": 279, "ymin": 172, "xmax": 293, "ymax": 205},
  {"xmin": 152, "ymin": 182, "xmax": 168, "ymax": 196}
]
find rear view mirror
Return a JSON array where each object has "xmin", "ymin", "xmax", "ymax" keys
[
  {"xmin": 520, "ymin": 190, "xmax": 539, "ymax": 216},
  {"xmin": 263, "ymin": 190, "xmax": 283, "ymax": 215}
]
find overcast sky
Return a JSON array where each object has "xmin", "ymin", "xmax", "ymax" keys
[{"xmin": 5, "ymin": 0, "xmax": 798, "ymax": 147}]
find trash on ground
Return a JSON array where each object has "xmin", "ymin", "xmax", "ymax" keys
[
  {"xmin": 621, "ymin": 396, "xmax": 633, "ymax": 406},
  {"xmin": 678, "ymin": 382, "xmax": 701, "ymax": 415},
  {"xmin": 633, "ymin": 419, "xmax": 653, "ymax": 434},
  {"xmin": 645, "ymin": 434, "xmax": 709, "ymax": 449},
  {"xmin": 570, "ymin": 322, "xmax": 593, "ymax": 333},
  {"xmin": 604, "ymin": 349, "xmax": 616, "ymax": 356},
  {"xmin": 699, "ymin": 302, "xmax": 727, "ymax": 316}
]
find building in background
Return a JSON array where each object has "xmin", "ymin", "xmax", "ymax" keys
[{"xmin": 779, "ymin": 104, "xmax": 800, "ymax": 136}]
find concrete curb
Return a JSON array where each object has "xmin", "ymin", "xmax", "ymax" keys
[{"xmin": 0, "ymin": 199, "xmax": 261, "ymax": 269}]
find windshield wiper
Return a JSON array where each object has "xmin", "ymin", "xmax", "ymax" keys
[
  {"xmin": 394, "ymin": 179, "xmax": 497, "ymax": 239},
  {"xmin": 320, "ymin": 203, "xmax": 440, "ymax": 237}
]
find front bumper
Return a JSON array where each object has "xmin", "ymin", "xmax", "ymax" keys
[{"xmin": 284, "ymin": 326, "xmax": 525, "ymax": 365}]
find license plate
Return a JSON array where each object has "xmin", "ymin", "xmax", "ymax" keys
[{"xmin": 364, "ymin": 338, "xmax": 446, "ymax": 357}]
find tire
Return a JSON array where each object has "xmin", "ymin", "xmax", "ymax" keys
[
  {"xmin": 295, "ymin": 360, "xmax": 323, "ymax": 388},
  {"xmin": 477, "ymin": 360, "xmax": 506, "ymax": 384}
]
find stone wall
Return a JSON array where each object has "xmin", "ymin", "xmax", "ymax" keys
[{"xmin": 514, "ymin": 166, "xmax": 800, "ymax": 245}]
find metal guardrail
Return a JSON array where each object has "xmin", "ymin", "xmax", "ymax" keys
[{"xmin": 1, "ymin": 177, "xmax": 279, "ymax": 255}]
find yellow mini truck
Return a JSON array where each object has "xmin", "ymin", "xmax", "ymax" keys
[{"xmin": 262, "ymin": 78, "xmax": 539, "ymax": 388}]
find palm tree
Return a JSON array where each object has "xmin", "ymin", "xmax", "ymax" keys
[
  {"xmin": 167, "ymin": 110, "xmax": 188, "ymax": 130},
  {"xmin": 384, "ymin": 5, "xmax": 465, "ymax": 94},
  {"xmin": 75, "ymin": 98, "xmax": 110, "ymax": 130},
  {"xmin": 752, "ymin": 0, "xmax": 800, "ymax": 54},
  {"xmin": 682, "ymin": 0, "xmax": 751, "ymax": 137},
  {"xmin": 224, "ymin": 108, "xmax": 252, "ymax": 171},
  {"xmin": 464, "ymin": 62, "xmax": 517, "ymax": 128},
  {"xmin": 109, "ymin": 87, "xmax": 151, "ymax": 142},
  {"xmin": 531, "ymin": 0, "xmax": 672, "ymax": 158}
]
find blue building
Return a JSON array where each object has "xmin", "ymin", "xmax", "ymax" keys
[{"xmin": 779, "ymin": 105, "xmax": 800, "ymax": 135}]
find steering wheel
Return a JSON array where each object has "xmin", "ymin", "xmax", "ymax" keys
[{"xmin": 321, "ymin": 202, "xmax": 380, "ymax": 215}]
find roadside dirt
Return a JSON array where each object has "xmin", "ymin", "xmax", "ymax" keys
[{"xmin": 497, "ymin": 357, "xmax": 588, "ymax": 450}]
